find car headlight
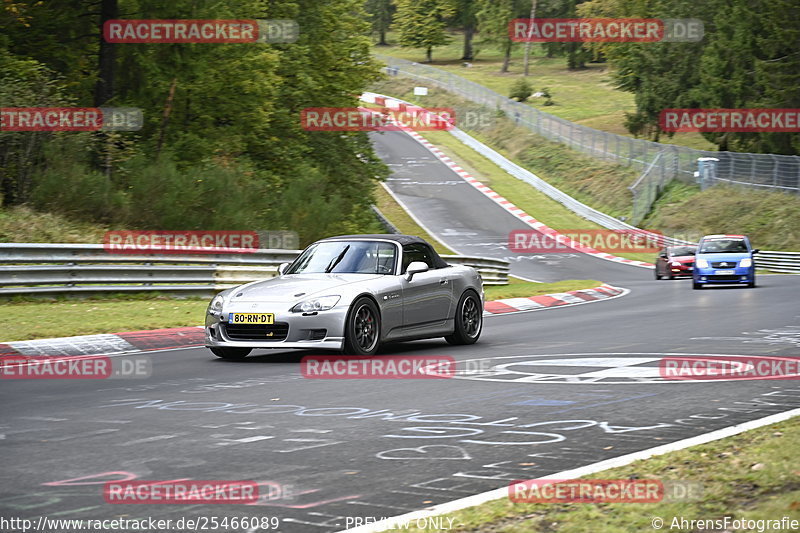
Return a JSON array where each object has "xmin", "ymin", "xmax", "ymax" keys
[
  {"xmin": 291, "ymin": 295, "xmax": 341, "ymax": 313},
  {"xmin": 740, "ymin": 258, "xmax": 752, "ymax": 268},
  {"xmin": 208, "ymin": 294, "xmax": 224, "ymax": 314},
  {"xmin": 696, "ymin": 258, "xmax": 709, "ymax": 268}
]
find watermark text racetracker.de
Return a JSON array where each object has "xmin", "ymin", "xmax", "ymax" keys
[
  {"xmin": 509, "ymin": 229, "xmax": 664, "ymax": 254},
  {"xmin": 1, "ymin": 107, "xmax": 142, "ymax": 131},
  {"xmin": 104, "ymin": 19, "xmax": 298, "ymax": 43},
  {"xmin": 103, "ymin": 480, "xmax": 260, "ymax": 504},
  {"xmin": 302, "ymin": 355, "xmax": 457, "ymax": 379},
  {"xmin": 301, "ymin": 106, "xmax": 454, "ymax": 131},
  {"xmin": 509, "ymin": 18, "xmax": 703, "ymax": 42},
  {"xmin": 0, "ymin": 355, "xmax": 151, "ymax": 380},
  {"xmin": 660, "ymin": 356, "xmax": 800, "ymax": 381},
  {"xmin": 509, "ymin": 479, "xmax": 702, "ymax": 503},
  {"xmin": 660, "ymin": 108, "xmax": 800, "ymax": 132},
  {"xmin": 104, "ymin": 230, "xmax": 260, "ymax": 254}
]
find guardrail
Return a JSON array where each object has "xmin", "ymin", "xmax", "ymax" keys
[
  {"xmin": 0, "ymin": 243, "xmax": 510, "ymax": 297},
  {"xmin": 754, "ymin": 251, "xmax": 800, "ymax": 273}
]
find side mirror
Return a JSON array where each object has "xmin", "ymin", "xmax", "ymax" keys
[
  {"xmin": 278, "ymin": 262, "xmax": 289, "ymax": 275},
  {"xmin": 752, "ymin": 249, "xmax": 760, "ymax": 254},
  {"xmin": 405, "ymin": 261, "xmax": 429, "ymax": 281}
]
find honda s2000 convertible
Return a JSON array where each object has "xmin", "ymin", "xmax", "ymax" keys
[{"xmin": 205, "ymin": 234, "xmax": 484, "ymax": 358}]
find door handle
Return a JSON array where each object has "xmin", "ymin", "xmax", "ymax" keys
[{"xmin": 439, "ymin": 279, "xmax": 449, "ymax": 285}]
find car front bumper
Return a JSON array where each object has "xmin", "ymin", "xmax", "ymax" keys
[
  {"xmin": 205, "ymin": 305, "xmax": 348, "ymax": 351},
  {"xmin": 693, "ymin": 267, "xmax": 754, "ymax": 284},
  {"xmin": 668, "ymin": 265, "xmax": 693, "ymax": 276}
]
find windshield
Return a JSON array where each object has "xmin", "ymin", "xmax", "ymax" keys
[
  {"xmin": 668, "ymin": 246, "xmax": 696, "ymax": 256},
  {"xmin": 285, "ymin": 240, "xmax": 397, "ymax": 275},
  {"xmin": 698, "ymin": 238, "xmax": 749, "ymax": 254}
]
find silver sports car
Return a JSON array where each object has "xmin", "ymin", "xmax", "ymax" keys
[{"xmin": 205, "ymin": 234, "xmax": 484, "ymax": 358}]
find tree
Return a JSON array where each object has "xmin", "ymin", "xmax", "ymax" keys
[
  {"xmin": 579, "ymin": 0, "xmax": 799, "ymax": 153},
  {"xmin": 475, "ymin": 0, "xmax": 528, "ymax": 72},
  {"xmin": 0, "ymin": 0, "xmax": 391, "ymax": 240},
  {"xmin": 578, "ymin": 0, "xmax": 708, "ymax": 142},
  {"xmin": 453, "ymin": 0, "xmax": 477, "ymax": 60},
  {"xmin": 510, "ymin": 78, "xmax": 533, "ymax": 101},
  {"xmin": 521, "ymin": 0, "xmax": 538, "ymax": 76},
  {"xmin": 364, "ymin": 0, "xmax": 394, "ymax": 45},
  {"xmin": 393, "ymin": 0, "xmax": 457, "ymax": 62}
]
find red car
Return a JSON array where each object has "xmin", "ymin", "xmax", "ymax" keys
[{"xmin": 654, "ymin": 245, "xmax": 697, "ymax": 280}]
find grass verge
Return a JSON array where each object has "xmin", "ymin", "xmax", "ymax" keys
[
  {"xmin": 1, "ymin": 295, "xmax": 208, "ymax": 342},
  {"xmin": 1, "ymin": 279, "xmax": 604, "ymax": 342},
  {"xmin": 371, "ymin": 77, "xmax": 800, "ymax": 253},
  {"xmin": 384, "ymin": 415, "xmax": 800, "ymax": 532},
  {"xmin": 374, "ymin": 32, "xmax": 715, "ymax": 150},
  {"xmin": 0, "ymin": 205, "xmax": 108, "ymax": 243}
]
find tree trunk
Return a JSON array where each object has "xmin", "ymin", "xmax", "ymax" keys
[
  {"xmin": 522, "ymin": 0, "xmax": 538, "ymax": 76},
  {"xmin": 377, "ymin": 29, "xmax": 388, "ymax": 46},
  {"xmin": 501, "ymin": 41, "xmax": 511, "ymax": 73},
  {"xmin": 426, "ymin": 46, "xmax": 432, "ymax": 63},
  {"xmin": 461, "ymin": 25, "xmax": 474, "ymax": 60},
  {"xmin": 156, "ymin": 78, "xmax": 178, "ymax": 158},
  {"xmin": 94, "ymin": 0, "xmax": 118, "ymax": 106}
]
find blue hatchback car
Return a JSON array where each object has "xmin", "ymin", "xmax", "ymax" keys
[{"xmin": 693, "ymin": 235, "xmax": 758, "ymax": 289}]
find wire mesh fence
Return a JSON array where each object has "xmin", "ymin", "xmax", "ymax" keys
[{"xmin": 377, "ymin": 55, "xmax": 800, "ymax": 221}]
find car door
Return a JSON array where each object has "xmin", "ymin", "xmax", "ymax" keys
[{"xmin": 399, "ymin": 243, "xmax": 453, "ymax": 330}]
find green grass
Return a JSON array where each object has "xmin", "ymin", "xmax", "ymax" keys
[
  {"xmin": 374, "ymin": 31, "xmax": 715, "ymax": 150},
  {"xmin": 644, "ymin": 182, "xmax": 800, "ymax": 251},
  {"xmin": 372, "ymin": 77, "xmax": 800, "ymax": 253},
  {"xmin": 384, "ymin": 415, "xmax": 800, "ymax": 532},
  {"xmin": 1, "ymin": 295, "xmax": 207, "ymax": 342},
  {"xmin": 371, "ymin": 77, "xmax": 640, "ymax": 220},
  {"xmin": 0, "ymin": 205, "xmax": 109, "ymax": 243},
  {"xmin": 484, "ymin": 278, "xmax": 602, "ymax": 301}
]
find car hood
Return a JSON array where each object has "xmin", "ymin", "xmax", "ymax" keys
[
  {"xmin": 671, "ymin": 255, "xmax": 695, "ymax": 262},
  {"xmin": 228, "ymin": 273, "xmax": 384, "ymax": 303}
]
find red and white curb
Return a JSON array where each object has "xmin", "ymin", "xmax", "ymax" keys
[
  {"xmin": 483, "ymin": 283, "xmax": 627, "ymax": 315},
  {"xmin": 361, "ymin": 92, "xmax": 654, "ymax": 270},
  {"xmin": 0, "ymin": 327, "xmax": 205, "ymax": 358},
  {"xmin": 1, "ymin": 284, "xmax": 627, "ymax": 356}
]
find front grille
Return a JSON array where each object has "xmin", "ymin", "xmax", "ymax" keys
[
  {"xmin": 223, "ymin": 322, "xmax": 289, "ymax": 341},
  {"xmin": 711, "ymin": 261, "xmax": 737, "ymax": 268},
  {"xmin": 708, "ymin": 275, "xmax": 742, "ymax": 281}
]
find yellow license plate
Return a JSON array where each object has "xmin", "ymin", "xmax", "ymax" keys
[{"xmin": 229, "ymin": 313, "xmax": 275, "ymax": 324}]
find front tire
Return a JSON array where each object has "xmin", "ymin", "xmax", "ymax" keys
[
  {"xmin": 692, "ymin": 281, "xmax": 702, "ymax": 290},
  {"xmin": 343, "ymin": 297, "xmax": 381, "ymax": 355},
  {"xmin": 446, "ymin": 291, "xmax": 482, "ymax": 345},
  {"xmin": 210, "ymin": 347, "xmax": 252, "ymax": 360},
  {"xmin": 654, "ymin": 268, "xmax": 662, "ymax": 280}
]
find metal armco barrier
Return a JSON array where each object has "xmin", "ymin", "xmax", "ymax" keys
[
  {"xmin": 0, "ymin": 243, "xmax": 510, "ymax": 297},
  {"xmin": 754, "ymin": 251, "xmax": 800, "ymax": 273}
]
